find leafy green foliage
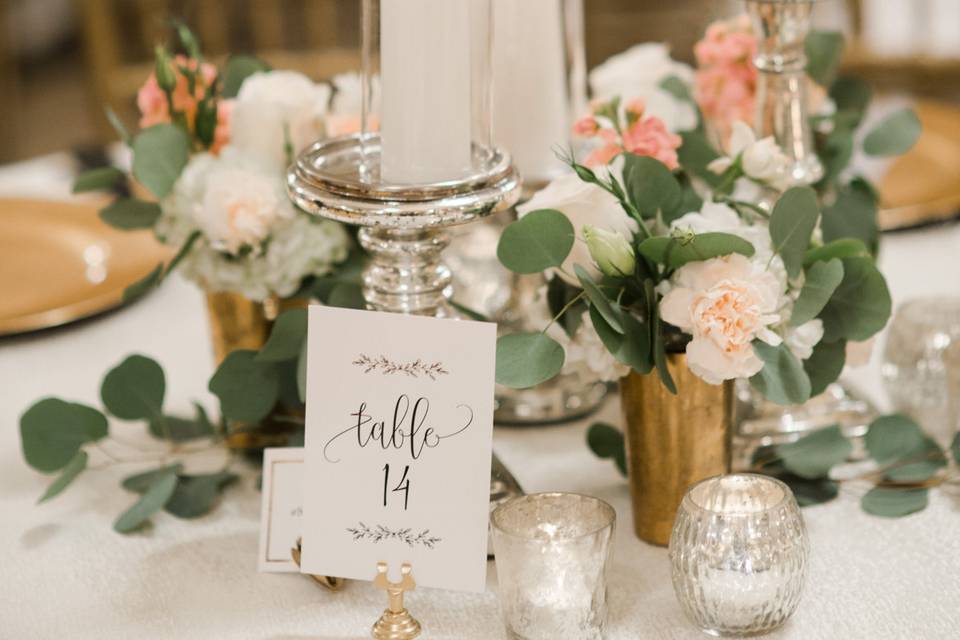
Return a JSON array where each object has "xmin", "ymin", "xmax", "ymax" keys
[
  {"xmin": 586, "ymin": 423, "xmax": 627, "ymax": 476},
  {"xmin": 99, "ymin": 198, "xmax": 162, "ymax": 230},
  {"xmin": 803, "ymin": 339, "xmax": 846, "ymax": 397},
  {"xmin": 819, "ymin": 257, "xmax": 891, "ymax": 343},
  {"xmin": 776, "ymin": 425, "xmax": 852, "ymax": 479},
  {"xmin": 122, "ymin": 264, "xmax": 163, "ymax": 303},
  {"xmin": 497, "ymin": 209, "xmax": 575, "ymax": 274},
  {"xmin": 38, "ymin": 451, "xmax": 88, "ymax": 503},
  {"xmin": 865, "ymin": 415, "xmax": 927, "ymax": 465},
  {"xmin": 804, "ymin": 238, "xmax": 870, "ymax": 266},
  {"xmin": 256, "ymin": 309, "xmax": 308, "ymax": 363},
  {"xmin": 791, "ymin": 259, "xmax": 844, "ymax": 327},
  {"xmin": 678, "ymin": 131, "xmax": 722, "ymax": 188},
  {"xmin": 575, "ymin": 265, "xmax": 623, "ymax": 333},
  {"xmin": 73, "ymin": 167, "xmax": 125, "ymax": 194},
  {"xmin": 131, "ymin": 124, "xmax": 191, "ymax": 198},
  {"xmin": 646, "ymin": 279, "xmax": 676, "ymax": 393},
  {"xmin": 637, "ymin": 232, "xmax": 755, "ymax": 269},
  {"xmin": 861, "ymin": 487, "xmax": 928, "ymax": 518},
  {"xmin": 164, "ymin": 472, "xmax": 238, "ymax": 518},
  {"xmin": 806, "ymin": 31, "xmax": 845, "ymax": 87},
  {"xmin": 114, "ymin": 468, "xmax": 179, "ymax": 533},
  {"xmin": 769, "ymin": 187, "xmax": 820, "ymax": 279},
  {"xmin": 209, "ymin": 350, "xmax": 280, "ymax": 423},
  {"xmin": 222, "ymin": 55, "xmax": 270, "ymax": 98},
  {"xmin": 658, "ymin": 75, "xmax": 694, "ymax": 104},
  {"xmin": 863, "ymin": 108, "xmax": 921, "ymax": 156},
  {"xmin": 821, "ymin": 183, "xmax": 879, "ymax": 255},
  {"xmin": 751, "ymin": 341, "xmax": 812, "ymax": 406},
  {"xmin": 622, "ymin": 155, "xmax": 682, "ymax": 219},
  {"xmin": 148, "ymin": 404, "xmax": 215, "ymax": 442},
  {"xmin": 20, "ymin": 399, "xmax": 108, "ymax": 472},
  {"xmin": 495, "ymin": 333, "xmax": 565, "ymax": 389},
  {"xmin": 122, "ymin": 464, "xmax": 184, "ymax": 492},
  {"xmin": 546, "ymin": 277, "xmax": 585, "ymax": 338},
  {"xmin": 589, "ymin": 304, "xmax": 652, "ymax": 374},
  {"xmin": 101, "ymin": 355, "xmax": 166, "ymax": 421},
  {"xmin": 829, "ymin": 77, "xmax": 872, "ymax": 127}
]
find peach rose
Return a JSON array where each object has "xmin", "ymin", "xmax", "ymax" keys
[{"xmin": 660, "ymin": 254, "xmax": 783, "ymax": 384}]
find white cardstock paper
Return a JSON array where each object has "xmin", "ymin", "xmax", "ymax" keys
[
  {"xmin": 300, "ymin": 306, "xmax": 496, "ymax": 592},
  {"xmin": 257, "ymin": 447, "xmax": 305, "ymax": 573}
]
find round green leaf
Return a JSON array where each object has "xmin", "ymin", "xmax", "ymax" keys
[
  {"xmin": 804, "ymin": 238, "xmax": 869, "ymax": 266},
  {"xmin": 770, "ymin": 187, "xmax": 820, "ymax": 279},
  {"xmin": 861, "ymin": 487, "xmax": 928, "ymax": 518},
  {"xmin": 114, "ymin": 470, "xmax": 178, "ymax": 533},
  {"xmin": 73, "ymin": 167, "xmax": 125, "ymax": 194},
  {"xmin": 862, "ymin": 108, "xmax": 921, "ymax": 157},
  {"xmin": 101, "ymin": 355, "xmax": 166, "ymax": 420},
  {"xmin": 586, "ymin": 422, "xmax": 627, "ymax": 476},
  {"xmin": 122, "ymin": 464, "xmax": 184, "ymax": 493},
  {"xmin": 820, "ymin": 185, "xmax": 879, "ymax": 254},
  {"xmin": 20, "ymin": 399, "xmax": 108, "ymax": 473},
  {"xmin": 803, "ymin": 339, "xmax": 846, "ymax": 397},
  {"xmin": 622, "ymin": 154, "xmax": 682, "ymax": 218},
  {"xmin": 791, "ymin": 259, "xmax": 844, "ymax": 327},
  {"xmin": 819, "ymin": 257, "xmax": 891, "ymax": 342},
  {"xmin": 776, "ymin": 425, "xmax": 852, "ymax": 479},
  {"xmin": 574, "ymin": 264, "xmax": 622, "ymax": 333},
  {"xmin": 132, "ymin": 124, "xmax": 191, "ymax": 198},
  {"xmin": 209, "ymin": 350, "xmax": 280, "ymax": 423},
  {"xmin": 750, "ymin": 341, "xmax": 813, "ymax": 406},
  {"xmin": 99, "ymin": 199, "xmax": 162, "ymax": 230},
  {"xmin": 805, "ymin": 30, "xmax": 845, "ymax": 87},
  {"xmin": 222, "ymin": 55, "xmax": 271, "ymax": 98},
  {"xmin": 495, "ymin": 333, "xmax": 565, "ymax": 389},
  {"xmin": 256, "ymin": 309, "xmax": 308, "ymax": 363},
  {"xmin": 164, "ymin": 472, "xmax": 238, "ymax": 518},
  {"xmin": 781, "ymin": 474, "xmax": 839, "ymax": 507},
  {"xmin": 497, "ymin": 209, "xmax": 575, "ymax": 274},
  {"xmin": 588, "ymin": 304, "xmax": 652, "ymax": 374},
  {"xmin": 865, "ymin": 415, "xmax": 926, "ymax": 465},
  {"xmin": 637, "ymin": 232, "xmax": 755, "ymax": 269},
  {"xmin": 38, "ymin": 450, "xmax": 88, "ymax": 503}
]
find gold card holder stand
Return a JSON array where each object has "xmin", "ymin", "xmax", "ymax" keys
[
  {"xmin": 371, "ymin": 562, "xmax": 421, "ymax": 640},
  {"xmin": 291, "ymin": 538, "xmax": 346, "ymax": 591}
]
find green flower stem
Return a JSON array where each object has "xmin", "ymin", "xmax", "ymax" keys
[{"xmin": 542, "ymin": 290, "xmax": 587, "ymax": 336}]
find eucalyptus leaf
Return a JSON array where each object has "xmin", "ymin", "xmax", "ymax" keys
[
  {"xmin": 450, "ymin": 300, "xmax": 489, "ymax": 322},
  {"xmin": 122, "ymin": 464, "xmax": 184, "ymax": 493},
  {"xmin": 164, "ymin": 472, "xmax": 238, "ymax": 519},
  {"xmin": 546, "ymin": 276, "xmax": 585, "ymax": 338},
  {"xmin": 821, "ymin": 185, "xmax": 879, "ymax": 254},
  {"xmin": 865, "ymin": 415, "xmax": 927, "ymax": 465},
  {"xmin": 209, "ymin": 350, "xmax": 280, "ymax": 423},
  {"xmin": 114, "ymin": 470, "xmax": 178, "ymax": 533},
  {"xmin": 20, "ymin": 399, "xmax": 108, "ymax": 473},
  {"xmin": 495, "ymin": 333, "xmax": 565, "ymax": 389},
  {"xmin": 148, "ymin": 411, "xmax": 215, "ymax": 442},
  {"xmin": 658, "ymin": 75, "xmax": 694, "ymax": 103},
  {"xmin": 647, "ymin": 279, "xmax": 676, "ymax": 393},
  {"xmin": 586, "ymin": 422, "xmax": 627, "ymax": 476},
  {"xmin": 623, "ymin": 154, "xmax": 683, "ymax": 218},
  {"xmin": 770, "ymin": 187, "xmax": 820, "ymax": 279},
  {"xmin": 637, "ymin": 232, "xmax": 755, "ymax": 269},
  {"xmin": 131, "ymin": 124, "xmax": 191, "ymax": 198},
  {"xmin": 861, "ymin": 487, "xmax": 928, "ymax": 518},
  {"xmin": 497, "ymin": 209, "xmax": 575, "ymax": 274},
  {"xmin": 829, "ymin": 77, "xmax": 872, "ymax": 126},
  {"xmin": 575, "ymin": 264, "xmax": 623, "ymax": 334},
  {"xmin": 804, "ymin": 339, "xmax": 846, "ymax": 397},
  {"xmin": 862, "ymin": 108, "xmax": 921, "ymax": 157},
  {"xmin": 101, "ymin": 354, "xmax": 166, "ymax": 421},
  {"xmin": 952, "ymin": 432, "xmax": 960, "ymax": 466},
  {"xmin": 38, "ymin": 450, "xmax": 88, "ymax": 503},
  {"xmin": 805, "ymin": 30, "xmax": 845, "ymax": 87},
  {"xmin": 222, "ymin": 55, "xmax": 271, "ymax": 98},
  {"xmin": 105, "ymin": 107, "xmax": 132, "ymax": 146},
  {"xmin": 819, "ymin": 257, "xmax": 891, "ymax": 342},
  {"xmin": 776, "ymin": 425, "xmax": 852, "ymax": 479},
  {"xmin": 589, "ymin": 304, "xmax": 652, "ymax": 374},
  {"xmin": 804, "ymin": 238, "xmax": 869, "ymax": 266},
  {"xmin": 791, "ymin": 259, "xmax": 844, "ymax": 327},
  {"xmin": 165, "ymin": 230, "xmax": 202, "ymax": 276},
  {"xmin": 73, "ymin": 167, "xmax": 125, "ymax": 194},
  {"xmin": 781, "ymin": 473, "xmax": 839, "ymax": 507},
  {"xmin": 327, "ymin": 282, "xmax": 366, "ymax": 309},
  {"xmin": 122, "ymin": 264, "xmax": 163, "ymax": 303},
  {"xmin": 750, "ymin": 341, "xmax": 812, "ymax": 406},
  {"xmin": 678, "ymin": 131, "xmax": 723, "ymax": 188},
  {"xmin": 99, "ymin": 198, "xmax": 162, "ymax": 230},
  {"xmin": 256, "ymin": 309, "xmax": 308, "ymax": 363},
  {"xmin": 296, "ymin": 339, "xmax": 308, "ymax": 403},
  {"xmin": 884, "ymin": 439, "xmax": 946, "ymax": 484}
]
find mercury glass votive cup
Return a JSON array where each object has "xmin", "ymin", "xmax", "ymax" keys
[
  {"xmin": 491, "ymin": 493, "xmax": 616, "ymax": 640},
  {"xmin": 669, "ymin": 474, "xmax": 808, "ymax": 637}
]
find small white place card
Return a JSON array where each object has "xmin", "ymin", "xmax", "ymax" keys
[
  {"xmin": 257, "ymin": 447, "xmax": 304, "ymax": 572},
  {"xmin": 300, "ymin": 306, "xmax": 496, "ymax": 592}
]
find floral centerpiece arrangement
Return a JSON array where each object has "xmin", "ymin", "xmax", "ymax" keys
[{"xmin": 495, "ymin": 18, "xmax": 935, "ymax": 536}]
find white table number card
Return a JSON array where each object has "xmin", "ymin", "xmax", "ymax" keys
[
  {"xmin": 257, "ymin": 447, "xmax": 305, "ymax": 572},
  {"xmin": 300, "ymin": 306, "xmax": 497, "ymax": 592}
]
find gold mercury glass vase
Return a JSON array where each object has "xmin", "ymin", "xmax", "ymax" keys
[
  {"xmin": 620, "ymin": 353, "xmax": 733, "ymax": 546},
  {"xmin": 205, "ymin": 291, "xmax": 292, "ymax": 364}
]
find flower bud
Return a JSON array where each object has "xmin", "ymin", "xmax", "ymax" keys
[
  {"xmin": 583, "ymin": 225, "xmax": 635, "ymax": 277},
  {"xmin": 154, "ymin": 45, "xmax": 177, "ymax": 93}
]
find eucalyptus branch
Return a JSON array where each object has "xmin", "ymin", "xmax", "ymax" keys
[{"xmin": 542, "ymin": 291, "xmax": 587, "ymax": 335}]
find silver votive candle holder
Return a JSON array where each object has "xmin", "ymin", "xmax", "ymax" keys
[
  {"xmin": 491, "ymin": 492, "xmax": 616, "ymax": 640},
  {"xmin": 669, "ymin": 474, "xmax": 808, "ymax": 637}
]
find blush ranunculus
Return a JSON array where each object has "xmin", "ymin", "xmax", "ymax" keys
[{"xmin": 660, "ymin": 253, "xmax": 783, "ymax": 384}]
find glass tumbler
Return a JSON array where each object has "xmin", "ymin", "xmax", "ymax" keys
[
  {"xmin": 491, "ymin": 493, "xmax": 615, "ymax": 640},
  {"xmin": 669, "ymin": 474, "xmax": 808, "ymax": 637}
]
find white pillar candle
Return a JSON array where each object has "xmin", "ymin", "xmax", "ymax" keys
[
  {"xmin": 860, "ymin": 0, "xmax": 918, "ymax": 58},
  {"xmin": 925, "ymin": 0, "xmax": 960, "ymax": 58},
  {"xmin": 493, "ymin": 0, "xmax": 571, "ymax": 184},
  {"xmin": 379, "ymin": 0, "xmax": 473, "ymax": 184}
]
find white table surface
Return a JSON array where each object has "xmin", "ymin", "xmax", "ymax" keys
[{"xmin": 2, "ymin": 153, "xmax": 960, "ymax": 639}]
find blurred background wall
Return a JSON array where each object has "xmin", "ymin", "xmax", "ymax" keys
[{"xmin": 1, "ymin": 0, "xmax": 959, "ymax": 164}]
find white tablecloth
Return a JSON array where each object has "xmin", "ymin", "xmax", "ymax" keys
[{"xmin": 2, "ymin": 154, "xmax": 960, "ymax": 639}]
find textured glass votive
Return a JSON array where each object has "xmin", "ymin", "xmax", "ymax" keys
[
  {"xmin": 669, "ymin": 474, "xmax": 808, "ymax": 637},
  {"xmin": 491, "ymin": 493, "xmax": 615, "ymax": 640}
]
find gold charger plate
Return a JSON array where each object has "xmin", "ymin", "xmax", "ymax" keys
[
  {"xmin": 879, "ymin": 100, "xmax": 960, "ymax": 230},
  {"xmin": 0, "ymin": 198, "xmax": 171, "ymax": 336}
]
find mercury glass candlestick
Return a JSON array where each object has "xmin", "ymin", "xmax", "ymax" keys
[
  {"xmin": 491, "ymin": 493, "xmax": 615, "ymax": 640},
  {"xmin": 670, "ymin": 474, "xmax": 808, "ymax": 637}
]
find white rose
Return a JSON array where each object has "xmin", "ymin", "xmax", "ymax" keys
[
  {"xmin": 230, "ymin": 71, "xmax": 332, "ymax": 171},
  {"xmin": 518, "ymin": 174, "xmax": 637, "ymax": 286},
  {"xmin": 708, "ymin": 121, "xmax": 791, "ymax": 189},
  {"xmin": 589, "ymin": 43, "xmax": 697, "ymax": 133},
  {"xmin": 660, "ymin": 254, "xmax": 784, "ymax": 384}
]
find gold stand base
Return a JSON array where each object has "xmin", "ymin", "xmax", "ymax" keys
[{"xmin": 371, "ymin": 609, "xmax": 422, "ymax": 640}]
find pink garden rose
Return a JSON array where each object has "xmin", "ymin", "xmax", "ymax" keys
[
  {"xmin": 136, "ymin": 55, "xmax": 231, "ymax": 153},
  {"xmin": 660, "ymin": 253, "xmax": 783, "ymax": 385}
]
